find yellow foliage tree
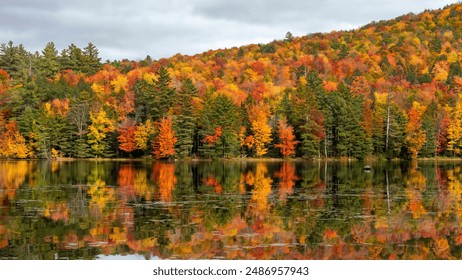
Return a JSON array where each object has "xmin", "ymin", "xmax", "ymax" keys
[
  {"xmin": 110, "ymin": 74, "xmax": 128, "ymax": 94},
  {"xmin": 248, "ymin": 103, "xmax": 272, "ymax": 157},
  {"xmin": 87, "ymin": 109, "xmax": 115, "ymax": 157},
  {"xmin": 134, "ymin": 120, "xmax": 155, "ymax": 151},
  {"xmin": 433, "ymin": 61, "xmax": 449, "ymax": 82}
]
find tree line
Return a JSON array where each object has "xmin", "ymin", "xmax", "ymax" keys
[{"xmin": 1, "ymin": 3, "xmax": 462, "ymax": 159}]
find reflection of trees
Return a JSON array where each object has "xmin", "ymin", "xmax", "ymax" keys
[
  {"xmin": 202, "ymin": 176, "xmax": 222, "ymax": 194},
  {"xmin": 151, "ymin": 162, "xmax": 176, "ymax": 202},
  {"xmin": 134, "ymin": 168, "xmax": 154, "ymax": 200},
  {"xmin": 247, "ymin": 163, "xmax": 272, "ymax": 217},
  {"xmin": 69, "ymin": 185, "xmax": 88, "ymax": 219},
  {"xmin": 4, "ymin": 160, "xmax": 462, "ymax": 259},
  {"xmin": 405, "ymin": 161, "xmax": 428, "ymax": 219},
  {"xmin": 0, "ymin": 161, "xmax": 30, "ymax": 206},
  {"xmin": 274, "ymin": 162, "xmax": 299, "ymax": 201},
  {"xmin": 88, "ymin": 178, "xmax": 116, "ymax": 218},
  {"xmin": 116, "ymin": 163, "xmax": 156, "ymax": 202},
  {"xmin": 447, "ymin": 166, "xmax": 462, "ymax": 224},
  {"xmin": 117, "ymin": 164, "xmax": 136, "ymax": 202}
]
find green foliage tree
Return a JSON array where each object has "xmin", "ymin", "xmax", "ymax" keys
[
  {"xmin": 0, "ymin": 41, "xmax": 32, "ymax": 82},
  {"xmin": 288, "ymin": 72, "xmax": 326, "ymax": 158},
  {"xmin": 134, "ymin": 66, "xmax": 176, "ymax": 123},
  {"xmin": 174, "ymin": 78, "xmax": 197, "ymax": 158},
  {"xmin": 199, "ymin": 93, "xmax": 241, "ymax": 158},
  {"xmin": 328, "ymin": 84, "xmax": 372, "ymax": 159},
  {"xmin": 38, "ymin": 42, "xmax": 59, "ymax": 79},
  {"xmin": 421, "ymin": 102, "xmax": 437, "ymax": 157},
  {"xmin": 155, "ymin": 66, "xmax": 176, "ymax": 119},
  {"xmin": 82, "ymin": 42, "xmax": 101, "ymax": 75}
]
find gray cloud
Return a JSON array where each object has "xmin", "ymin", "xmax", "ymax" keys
[{"xmin": 0, "ymin": 0, "xmax": 456, "ymax": 61}]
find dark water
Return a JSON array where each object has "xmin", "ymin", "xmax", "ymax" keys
[{"xmin": 0, "ymin": 159, "xmax": 461, "ymax": 260}]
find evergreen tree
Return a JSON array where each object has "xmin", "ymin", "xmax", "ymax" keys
[
  {"xmin": 290, "ymin": 71, "xmax": 326, "ymax": 158},
  {"xmin": 82, "ymin": 42, "xmax": 101, "ymax": 75},
  {"xmin": 421, "ymin": 105, "xmax": 437, "ymax": 157},
  {"xmin": 0, "ymin": 41, "xmax": 31, "ymax": 81},
  {"xmin": 199, "ymin": 93, "xmax": 241, "ymax": 158},
  {"xmin": 134, "ymin": 66, "xmax": 176, "ymax": 122},
  {"xmin": 155, "ymin": 66, "xmax": 176, "ymax": 119},
  {"xmin": 68, "ymin": 44, "xmax": 83, "ymax": 72},
  {"xmin": 174, "ymin": 78, "xmax": 197, "ymax": 158},
  {"xmin": 133, "ymin": 78, "xmax": 154, "ymax": 122},
  {"xmin": 38, "ymin": 42, "xmax": 59, "ymax": 78},
  {"xmin": 58, "ymin": 48, "xmax": 70, "ymax": 71},
  {"xmin": 59, "ymin": 44, "xmax": 85, "ymax": 72},
  {"xmin": 329, "ymin": 83, "xmax": 372, "ymax": 159}
]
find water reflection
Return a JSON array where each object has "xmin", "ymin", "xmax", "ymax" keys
[{"xmin": 1, "ymin": 160, "xmax": 462, "ymax": 259}]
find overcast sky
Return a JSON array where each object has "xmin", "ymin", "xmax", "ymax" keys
[{"xmin": 0, "ymin": 0, "xmax": 457, "ymax": 61}]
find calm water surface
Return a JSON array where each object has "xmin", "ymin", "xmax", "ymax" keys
[{"xmin": 0, "ymin": 160, "xmax": 461, "ymax": 260}]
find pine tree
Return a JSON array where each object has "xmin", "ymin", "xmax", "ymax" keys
[
  {"xmin": 329, "ymin": 83, "xmax": 372, "ymax": 159},
  {"xmin": 133, "ymin": 78, "xmax": 154, "ymax": 122},
  {"xmin": 289, "ymin": 72, "xmax": 326, "ymax": 158},
  {"xmin": 199, "ymin": 93, "xmax": 241, "ymax": 158},
  {"xmin": 59, "ymin": 44, "xmax": 84, "ymax": 72},
  {"xmin": 174, "ymin": 78, "xmax": 197, "ymax": 158},
  {"xmin": 0, "ymin": 41, "xmax": 31, "ymax": 81},
  {"xmin": 38, "ymin": 42, "xmax": 59, "ymax": 78},
  {"xmin": 58, "ymin": 48, "xmax": 70, "ymax": 71},
  {"xmin": 421, "ymin": 104, "xmax": 437, "ymax": 157},
  {"xmin": 134, "ymin": 66, "xmax": 176, "ymax": 122},
  {"xmin": 82, "ymin": 42, "xmax": 101, "ymax": 75},
  {"xmin": 155, "ymin": 66, "xmax": 176, "ymax": 119},
  {"xmin": 68, "ymin": 44, "xmax": 83, "ymax": 72}
]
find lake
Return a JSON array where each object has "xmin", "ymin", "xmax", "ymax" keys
[{"xmin": 0, "ymin": 159, "xmax": 461, "ymax": 260}]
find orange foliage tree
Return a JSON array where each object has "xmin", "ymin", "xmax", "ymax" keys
[
  {"xmin": 202, "ymin": 127, "xmax": 222, "ymax": 144},
  {"xmin": 0, "ymin": 117, "xmax": 30, "ymax": 158},
  {"xmin": 152, "ymin": 116, "xmax": 177, "ymax": 159},
  {"xmin": 275, "ymin": 117, "xmax": 298, "ymax": 158},
  {"xmin": 0, "ymin": 69, "xmax": 10, "ymax": 95},
  {"xmin": 117, "ymin": 119, "xmax": 137, "ymax": 153},
  {"xmin": 406, "ymin": 101, "xmax": 427, "ymax": 158}
]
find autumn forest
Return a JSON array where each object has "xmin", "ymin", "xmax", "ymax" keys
[{"xmin": 2, "ymin": 4, "xmax": 462, "ymax": 160}]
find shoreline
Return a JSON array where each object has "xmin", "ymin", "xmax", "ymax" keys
[{"xmin": 2, "ymin": 156, "xmax": 462, "ymax": 162}]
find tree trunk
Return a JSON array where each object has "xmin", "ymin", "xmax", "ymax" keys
[{"xmin": 385, "ymin": 93, "xmax": 391, "ymax": 152}]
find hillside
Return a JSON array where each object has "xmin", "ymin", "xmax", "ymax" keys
[{"xmin": 1, "ymin": 3, "xmax": 462, "ymax": 159}]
